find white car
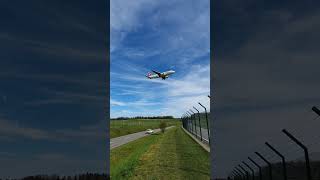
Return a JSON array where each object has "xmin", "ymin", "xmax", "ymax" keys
[{"xmin": 146, "ymin": 129, "xmax": 154, "ymax": 134}]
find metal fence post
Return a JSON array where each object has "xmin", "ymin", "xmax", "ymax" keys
[
  {"xmin": 189, "ymin": 114, "xmax": 192, "ymax": 133},
  {"xmin": 186, "ymin": 112, "xmax": 190, "ymax": 133},
  {"xmin": 312, "ymin": 106, "xmax": 320, "ymax": 116},
  {"xmin": 185, "ymin": 113, "xmax": 189, "ymax": 132},
  {"xmin": 182, "ymin": 114, "xmax": 185, "ymax": 129},
  {"xmin": 199, "ymin": 102, "xmax": 210, "ymax": 144},
  {"xmin": 232, "ymin": 171, "xmax": 241, "ymax": 180},
  {"xmin": 232, "ymin": 170, "xmax": 238, "ymax": 180},
  {"xmin": 282, "ymin": 129, "xmax": 311, "ymax": 180},
  {"xmin": 186, "ymin": 112, "xmax": 190, "ymax": 132},
  {"xmin": 230, "ymin": 172, "xmax": 235, "ymax": 180},
  {"xmin": 192, "ymin": 114, "xmax": 196, "ymax": 135},
  {"xmin": 230, "ymin": 172, "xmax": 234, "ymax": 180},
  {"xmin": 188, "ymin": 112, "xmax": 192, "ymax": 133},
  {"xmin": 190, "ymin": 109, "xmax": 196, "ymax": 137},
  {"xmin": 265, "ymin": 142, "xmax": 287, "ymax": 180},
  {"xmin": 231, "ymin": 173, "xmax": 236, "ymax": 180},
  {"xmin": 243, "ymin": 161, "xmax": 255, "ymax": 180},
  {"xmin": 255, "ymin": 152, "xmax": 272, "ymax": 180},
  {"xmin": 187, "ymin": 111, "xmax": 193, "ymax": 134},
  {"xmin": 181, "ymin": 115, "xmax": 183, "ymax": 128},
  {"xmin": 193, "ymin": 106, "xmax": 203, "ymax": 141},
  {"xmin": 235, "ymin": 167, "xmax": 246, "ymax": 180},
  {"xmin": 248, "ymin": 157, "xmax": 262, "ymax": 180},
  {"xmin": 185, "ymin": 114, "xmax": 188, "ymax": 130},
  {"xmin": 239, "ymin": 164, "xmax": 250, "ymax": 180},
  {"xmin": 235, "ymin": 170, "xmax": 244, "ymax": 180},
  {"xmin": 184, "ymin": 115, "xmax": 186, "ymax": 129},
  {"xmin": 187, "ymin": 114, "xmax": 191, "ymax": 132}
]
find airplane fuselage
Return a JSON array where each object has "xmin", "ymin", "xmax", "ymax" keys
[{"xmin": 146, "ymin": 70, "xmax": 175, "ymax": 80}]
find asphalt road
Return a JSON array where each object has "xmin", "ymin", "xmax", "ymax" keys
[{"xmin": 110, "ymin": 126, "xmax": 174, "ymax": 149}]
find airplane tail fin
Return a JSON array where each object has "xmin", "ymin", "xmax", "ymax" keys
[{"xmin": 146, "ymin": 72, "xmax": 152, "ymax": 79}]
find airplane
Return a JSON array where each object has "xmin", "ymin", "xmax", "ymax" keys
[{"xmin": 146, "ymin": 70, "xmax": 175, "ymax": 80}]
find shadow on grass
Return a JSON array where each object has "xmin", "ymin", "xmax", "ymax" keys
[
  {"xmin": 155, "ymin": 164, "xmax": 210, "ymax": 176},
  {"xmin": 150, "ymin": 133, "xmax": 161, "ymax": 136},
  {"xmin": 157, "ymin": 142, "xmax": 205, "ymax": 148},
  {"xmin": 150, "ymin": 132, "xmax": 165, "ymax": 136}
]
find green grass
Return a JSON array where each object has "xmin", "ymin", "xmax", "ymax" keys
[
  {"xmin": 110, "ymin": 119, "xmax": 180, "ymax": 138},
  {"xmin": 110, "ymin": 126, "xmax": 210, "ymax": 180},
  {"xmin": 110, "ymin": 132, "xmax": 162, "ymax": 179}
]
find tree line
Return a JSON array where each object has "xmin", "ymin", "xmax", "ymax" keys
[
  {"xmin": 20, "ymin": 173, "xmax": 109, "ymax": 180},
  {"xmin": 111, "ymin": 116, "xmax": 175, "ymax": 120}
]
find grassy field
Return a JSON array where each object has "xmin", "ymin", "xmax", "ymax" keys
[
  {"xmin": 110, "ymin": 126, "xmax": 210, "ymax": 180},
  {"xmin": 110, "ymin": 119, "xmax": 181, "ymax": 138}
]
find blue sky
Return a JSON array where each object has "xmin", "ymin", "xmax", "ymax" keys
[
  {"xmin": 0, "ymin": 1, "xmax": 106, "ymax": 178},
  {"xmin": 110, "ymin": 0, "xmax": 210, "ymax": 118}
]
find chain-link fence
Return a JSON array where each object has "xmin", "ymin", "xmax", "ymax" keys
[
  {"xmin": 227, "ymin": 106, "xmax": 320, "ymax": 180},
  {"xmin": 181, "ymin": 96, "xmax": 211, "ymax": 145}
]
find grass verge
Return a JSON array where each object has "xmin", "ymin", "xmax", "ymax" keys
[
  {"xmin": 110, "ymin": 133, "xmax": 161, "ymax": 179},
  {"xmin": 110, "ymin": 126, "xmax": 210, "ymax": 180}
]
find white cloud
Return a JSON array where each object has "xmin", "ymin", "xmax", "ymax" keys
[
  {"xmin": 0, "ymin": 119, "xmax": 51, "ymax": 140},
  {"xmin": 24, "ymin": 90, "xmax": 105, "ymax": 106},
  {"xmin": 110, "ymin": 99, "xmax": 125, "ymax": 106},
  {"xmin": 111, "ymin": 0, "xmax": 210, "ymax": 57},
  {"xmin": 161, "ymin": 64, "xmax": 210, "ymax": 117},
  {"xmin": 111, "ymin": 63, "xmax": 210, "ymax": 118},
  {"xmin": 110, "ymin": 0, "xmax": 162, "ymax": 52},
  {"xmin": 167, "ymin": 65, "xmax": 210, "ymax": 97},
  {"xmin": 0, "ymin": 33, "xmax": 105, "ymax": 62},
  {"xmin": 0, "ymin": 117, "xmax": 105, "ymax": 142},
  {"xmin": 110, "ymin": 0, "xmax": 210, "ymax": 118}
]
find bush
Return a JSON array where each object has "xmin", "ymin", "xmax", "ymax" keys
[{"xmin": 159, "ymin": 121, "xmax": 167, "ymax": 133}]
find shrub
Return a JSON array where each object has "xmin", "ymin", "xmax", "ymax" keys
[{"xmin": 159, "ymin": 121, "xmax": 167, "ymax": 133}]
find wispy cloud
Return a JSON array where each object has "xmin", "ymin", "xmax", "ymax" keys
[
  {"xmin": 111, "ymin": 0, "xmax": 210, "ymax": 118},
  {"xmin": 0, "ymin": 32, "xmax": 105, "ymax": 63},
  {"xmin": 111, "ymin": 62, "xmax": 210, "ymax": 117},
  {"xmin": 0, "ymin": 1, "xmax": 107, "ymax": 177},
  {"xmin": 111, "ymin": 0, "xmax": 209, "ymax": 55},
  {"xmin": 110, "ymin": 99, "xmax": 125, "ymax": 106},
  {"xmin": 24, "ymin": 89, "xmax": 105, "ymax": 106},
  {"xmin": 0, "ymin": 118, "xmax": 51, "ymax": 140},
  {"xmin": 0, "ymin": 117, "xmax": 105, "ymax": 143},
  {"xmin": 110, "ymin": 0, "xmax": 163, "ymax": 52}
]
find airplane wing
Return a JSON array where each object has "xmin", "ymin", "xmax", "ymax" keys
[{"xmin": 152, "ymin": 70, "xmax": 162, "ymax": 76}]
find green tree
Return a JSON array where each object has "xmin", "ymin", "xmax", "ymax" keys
[{"xmin": 159, "ymin": 121, "xmax": 167, "ymax": 133}]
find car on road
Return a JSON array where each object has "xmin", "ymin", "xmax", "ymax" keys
[{"xmin": 146, "ymin": 129, "xmax": 154, "ymax": 134}]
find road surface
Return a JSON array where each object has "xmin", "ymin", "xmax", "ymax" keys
[{"xmin": 110, "ymin": 126, "xmax": 174, "ymax": 149}]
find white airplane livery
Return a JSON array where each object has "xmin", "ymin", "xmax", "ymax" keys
[{"xmin": 146, "ymin": 70, "xmax": 175, "ymax": 80}]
